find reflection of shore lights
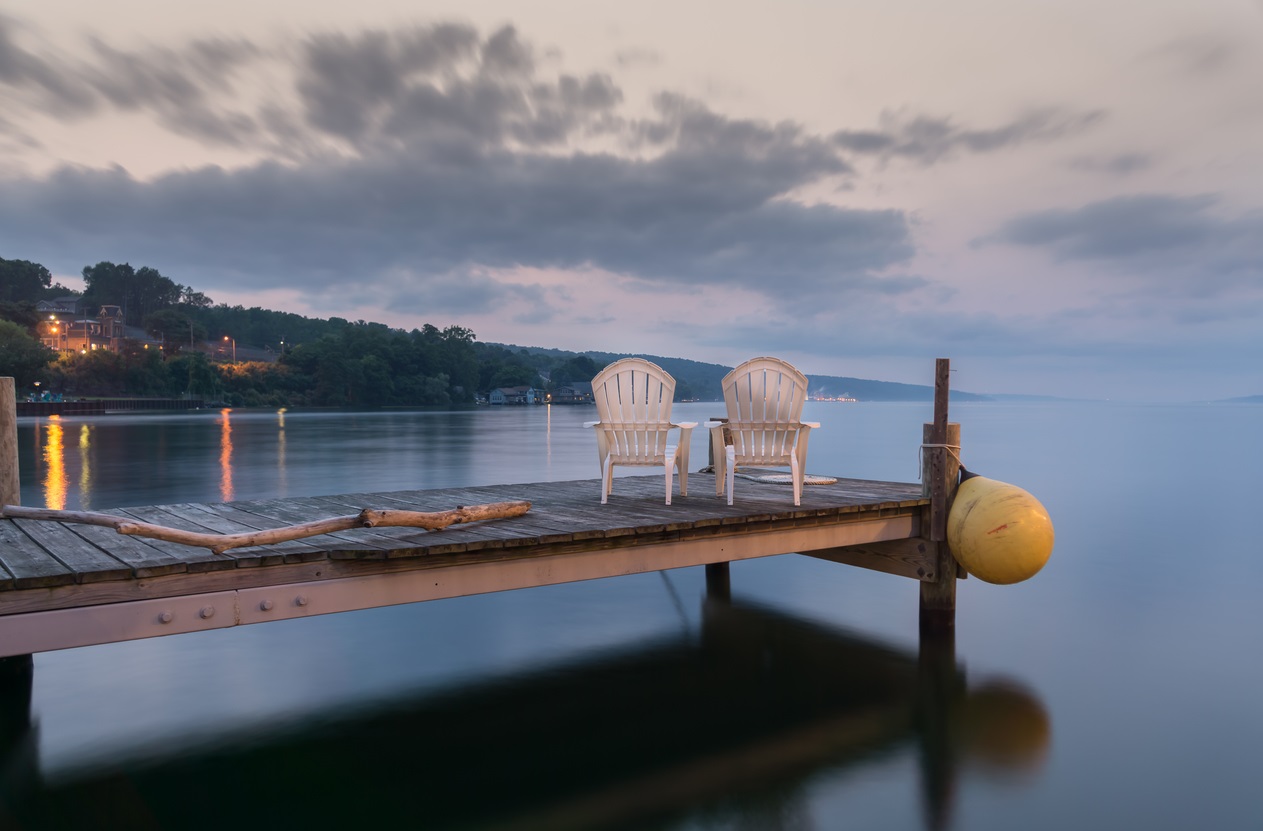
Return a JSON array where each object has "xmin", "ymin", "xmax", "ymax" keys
[
  {"xmin": 43, "ymin": 416, "xmax": 67, "ymax": 510},
  {"xmin": 219, "ymin": 408, "xmax": 235, "ymax": 502},
  {"xmin": 79, "ymin": 423, "xmax": 92, "ymax": 508},
  {"xmin": 277, "ymin": 408, "xmax": 287, "ymax": 496}
]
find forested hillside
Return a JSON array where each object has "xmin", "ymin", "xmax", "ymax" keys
[{"xmin": 2, "ymin": 255, "xmax": 985, "ymax": 405}]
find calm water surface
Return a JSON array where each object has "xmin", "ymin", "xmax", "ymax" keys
[{"xmin": 3, "ymin": 401, "xmax": 1262, "ymax": 829}]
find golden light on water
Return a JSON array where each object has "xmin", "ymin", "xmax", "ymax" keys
[
  {"xmin": 42, "ymin": 416, "xmax": 67, "ymax": 510},
  {"xmin": 219, "ymin": 408, "xmax": 235, "ymax": 502},
  {"xmin": 78, "ymin": 423, "xmax": 93, "ymax": 509},
  {"xmin": 277, "ymin": 408, "xmax": 287, "ymax": 497}
]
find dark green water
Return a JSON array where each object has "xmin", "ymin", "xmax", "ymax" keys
[{"xmin": 2, "ymin": 401, "xmax": 1260, "ymax": 829}]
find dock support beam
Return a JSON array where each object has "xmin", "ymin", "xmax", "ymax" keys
[
  {"xmin": 705, "ymin": 563, "xmax": 731, "ymax": 603},
  {"xmin": 920, "ymin": 359, "xmax": 961, "ymax": 633}
]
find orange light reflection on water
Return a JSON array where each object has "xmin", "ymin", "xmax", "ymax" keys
[
  {"xmin": 42, "ymin": 416, "xmax": 67, "ymax": 510},
  {"xmin": 276, "ymin": 408, "xmax": 287, "ymax": 498},
  {"xmin": 78, "ymin": 423, "xmax": 92, "ymax": 509},
  {"xmin": 219, "ymin": 408, "xmax": 234, "ymax": 502}
]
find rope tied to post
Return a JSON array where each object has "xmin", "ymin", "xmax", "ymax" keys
[{"xmin": 918, "ymin": 442, "xmax": 963, "ymax": 481}]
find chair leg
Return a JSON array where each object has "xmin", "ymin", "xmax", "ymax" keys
[
  {"xmin": 791, "ymin": 455, "xmax": 802, "ymax": 506},
  {"xmin": 711, "ymin": 428, "xmax": 726, "ymax": 497},
  {"xmin": 664, "ymin": 450, "xmax": 674, "ymax": 506},
  {"xmin": 601, "ymin": 456, "xmax": 614, "ymax": 504},
  {"xmin": 725, "ymin": 445, "xmax": 736, "ymax": 507}
]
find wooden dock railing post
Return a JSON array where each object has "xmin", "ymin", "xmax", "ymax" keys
[
  {"xmin": 0, "ymin": 378, "xmax": 34, "ymax": 676},
  {"xmin": 1, "ymin": 378, "xmax": 18, "ymax": 510},
  {"xmin": 920, "ymin": 359, "xmax": 961, "ymax": 633}
]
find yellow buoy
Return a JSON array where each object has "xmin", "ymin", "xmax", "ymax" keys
[{"xmin": 947, "ymin": 469, "xmax": 1053, "ymax": 585}]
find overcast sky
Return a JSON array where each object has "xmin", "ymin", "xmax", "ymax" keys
[{"xmin": 2, "ymin": 0, "xmax": 1261, "ymax": 400}]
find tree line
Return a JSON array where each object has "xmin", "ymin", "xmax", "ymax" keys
[{"xmin": 0, "ymin": 256, "xmax": 614, "ymax": 407}]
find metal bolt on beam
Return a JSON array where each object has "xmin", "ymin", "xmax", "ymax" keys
[
  {"xmin": 159, "ymin": 611, "xmax": 173, "ymax": 624},
  {"xmin": 259, "ymin": 599, "xmax": 274, "ymax": 611},
  {"xmin": 295, "ymin": 595, "xmax": 308, "ymax": 607},
  {"xmin": 199, "ymin": 606, "xmax": 215, "ymax": 619}
]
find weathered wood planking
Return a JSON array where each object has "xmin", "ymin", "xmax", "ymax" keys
[{"xmin": 0, "ymin": 474, "xmax": 928, "ymax": 643}]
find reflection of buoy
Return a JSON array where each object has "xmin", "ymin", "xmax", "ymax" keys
[
  {"xmin": 947, "ymin": 468, "xmax": 1053, "ymax": 585},
  {"xmin": 961, "ymin": 680, "xmax": 1052, "ymax": 775}
]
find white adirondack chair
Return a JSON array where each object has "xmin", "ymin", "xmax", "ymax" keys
[
  {"xmin": 585, "ymin": 358, "xmax": 696, "ymax": 505},
  {"xmin": 707, "ymin": 357, "xmax": 820, "ymax": 506}
]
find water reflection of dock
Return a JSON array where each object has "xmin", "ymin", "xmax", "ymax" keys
[{"xmin": 0, "ymin": 599, "xmax": 1048, "ymax": 830}]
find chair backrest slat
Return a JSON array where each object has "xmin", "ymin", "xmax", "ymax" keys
[
  {"xmin": 592, "ymin": 358, "xmax": 677, "ymax": 463},
  {"xmin": 720, "ymin": 357, "xmax": 809, "ymax": 463}
]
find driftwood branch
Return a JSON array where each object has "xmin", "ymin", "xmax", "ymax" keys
[{"xmin": 1, "ymin": 501, "xmax": 531, "ymax": 555}]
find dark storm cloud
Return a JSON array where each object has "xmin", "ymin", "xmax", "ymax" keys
[
  {"xmin": 0, "ymin": 15, "xmax": 264, "ymax": 145},
  {"xmin": 0, "ymin": 15, "xmax": 97, "ymax": 115},
  {"xmin": 982, "ymin": 194, "xmax": 1263, "ymax": 292},
  {"xmin": 0, "ymin": 17, "xmax": 931, "ymax": 313},
  {"xmin": 832, "ymin": 109, "xmax": 1104, "ymax": 164},
  {"xmin": 294, "ymin": 24, "xmax": 623, "ymax": 151},
  {"xmin": 0, "ymin": 139, "xmax": 913, "ymax": 310}
]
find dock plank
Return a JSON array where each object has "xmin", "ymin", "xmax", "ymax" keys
[
  {"xmin": 225, "ymin": 497, "xmax": 395, "ymax": 557},
  {"xmin": 63, "ymin": 519, "xmax": 194, "ymax": 579},
  {"xmin": 0, "ymin": 521, "xmax": 74, "ymax": 589},
  {"xmin": 191, "ymin": 503, "xmax": 331, "ymax": 564},
  {"xmin": 111, "ymin": 505, "xmax": 241, "ymax": 572},
  {"xmin": 159, "ymin": 502, "xmax": 328, "ymax": 566},
  {"xmin": 9, "ymin": 519, "xmax": 132, "ymax": 584},
  {"xmin": 0, "ymin": 475, "xmax": 927, "ymax": 601}
]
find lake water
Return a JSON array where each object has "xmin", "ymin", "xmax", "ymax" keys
[{"xmin": 2, "ymin": 401, "xmax": 1261, "ymax": 829}]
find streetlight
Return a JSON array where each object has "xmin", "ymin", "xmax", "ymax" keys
[{"xmin": 223, "ymin": 335, "xmax": 236, "ymax": 363}]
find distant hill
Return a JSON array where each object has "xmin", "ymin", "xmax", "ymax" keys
[
  {"xmin": 497, "ymin": 344, "xmax": 990, "ymax": 403},
  {"xmin": 1219, "ymin": 395, "xmax": 1263, "ymax": 403}
]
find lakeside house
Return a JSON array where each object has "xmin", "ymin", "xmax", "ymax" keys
[
  {"xmin": 489, "ymin": 386, "xmax": 533, "ymax": 405},
  {"xmin": 488, "ymin": 385, "xmax": 591, "ymax": 405},
  {"xmin": 38, "ymin": 305, "xmax": 129, "ymax": 354},
  {"xmin": 551, "ymin": 381, "xmax": 593, "ymax": 404}
]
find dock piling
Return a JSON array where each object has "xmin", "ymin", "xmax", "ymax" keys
[
  {"xmin": 705, "ymin": 563, "xmax": 731, "ymax": 602},
  {"xmin": 919, "ymin": 359, "xmax": 961, "ymax": 632},
  {"xmin": 1, "ymin": 378, "xmax": 18, "ymax": 510}
]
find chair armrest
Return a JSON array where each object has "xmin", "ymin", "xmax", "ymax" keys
[
  {"xmin": 703, "ymin": 420, "xmax": 725, "ymax": 428},
  {"xmin": 583, "ymin": 421, "xmax": 601, "ymax": 428},
  {"xmin": 715, "ymin": 420, "xmax": 817, "ymax": 431},
  {"xmin": 673, "ymin": 421, "xmax": 698, "ymax": 429}
]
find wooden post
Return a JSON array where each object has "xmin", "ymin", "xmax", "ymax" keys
[
  {"xmin": 916, "ymin": 623, "xmax": 962, "ymax": 831},
  {"xmin": 0, "ymin": 378, "xmax": 33, "ymax": 669},
  {"xmin": 705, "ymin": 563, "xmax": 731, "ymax": 603},
  {"xmin": 920, "ymin": 359, "xmax": 961, "ymax": 632},
  {"xmin": 1, "ymin": 377, "xmax": 18, "ymax": 509}
]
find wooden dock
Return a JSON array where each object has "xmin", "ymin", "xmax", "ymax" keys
[
  {"xmin": 0, "ymin": 473, "xmax": 935, "ymax": 657},
  {"xmin": 0, "ymin": 359, "xmax": 966, "ymax": 658}
]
